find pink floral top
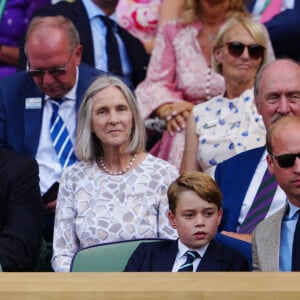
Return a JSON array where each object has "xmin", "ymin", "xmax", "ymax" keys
[
  {"xmin": 136, "ymin": 19, "xmax": 225, "ymax": 120},
  {"xmin": 135, "ymin": 19, "xmax": 225, "ymax": 169}
]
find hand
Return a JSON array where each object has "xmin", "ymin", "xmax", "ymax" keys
[
  {"xmin": 221, "ymin": 231, "xmax": 252, "ymax": 243},
  {"xmin": 157, "ymin": 101, "xmax": 193, "ymax": 135},
  {"xmin": 45, "ymin": 199, "xmax": 57, "ymax": 215},
  {"xmin": 166, "ymin": 110, "xmax": 188, "ymax": 135}
]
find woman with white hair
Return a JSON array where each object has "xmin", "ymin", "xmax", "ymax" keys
[{"xmin": 52, "ymin": 75, "xmax": 178, "ymax": 272}]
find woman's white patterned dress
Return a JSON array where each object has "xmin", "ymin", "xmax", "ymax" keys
[{"xmin": 52, "ymin": 154, "xmax": 179, "ymax": 272}]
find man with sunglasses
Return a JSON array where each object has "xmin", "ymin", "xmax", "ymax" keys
[
  {"xmin": 253, "ymin": 115, "xmax": 300, "ymax": 271},
  {"xmin": 214, "ymin": 59, "xmax": 300, "ymax": 243},
  {"xmin": 0, "ymin": 15, "xmax": 104, "ymax": 243},
  {"xmin": 18, "ymin": 0, "xmax": 149, "ymax": 89}
]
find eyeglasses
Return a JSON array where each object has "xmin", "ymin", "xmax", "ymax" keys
[
  {"xmin": 27, "ymin": 67, "xmax": 66, "ymax": 78},
  {"xmin": 271, "ymin": 152, "xmax": 300, "ymax": 168},
  {"xmin": 226, "ymin": 42, "xmax": 265, "ymax": 59},
  {"xmin": 27, "ymin": 53, "xmax": 73, "ymax": 78}
]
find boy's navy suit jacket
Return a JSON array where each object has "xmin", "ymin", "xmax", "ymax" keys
[{"xmin": 124, "ymin": 238, "xmax": 249, "ymax": 271}]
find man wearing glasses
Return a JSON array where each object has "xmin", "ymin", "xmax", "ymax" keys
[
  {"xmin": 0, "ymin": 15, "xmax": 104, "ymax": 242},
  {"xmin": 214, "ymin": 59, "xmax": 300, "ymax": 243},
  {"xmin": 253, "ymin": 115, "xmax": 300, "ymax": 271}
]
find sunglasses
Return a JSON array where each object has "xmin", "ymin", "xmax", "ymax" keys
[
  {"xmin": 27, "ymin": 52, "xmax": 73, "ymax": 78},
  {"xmin": 226, "ymin": 42, "xmax": 265, "ymax": 59},
  {"xmin": 271, "ymin": 152, "xmax": 300, "ymax": 168},
  {"xmin": 27, "ymin": 67, "xmax": 66, "ymax": 78}
]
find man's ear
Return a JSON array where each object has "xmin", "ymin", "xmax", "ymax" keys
[{"xmin": 168, "ymin": 210, "xmax": 177, "ymax": 229}]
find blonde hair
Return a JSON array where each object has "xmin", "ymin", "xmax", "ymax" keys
[
  {"xmin": 212, "ymin": 16, "xmax": 268, "ymax": 74},
  {"xmin": 180, "ymin": 0, "xmax": 249, "ymax": 24}
]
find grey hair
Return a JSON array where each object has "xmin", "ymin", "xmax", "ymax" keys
[{"xmin": 76, "ymin": 75, "xmax": 146, "ymax": 162}]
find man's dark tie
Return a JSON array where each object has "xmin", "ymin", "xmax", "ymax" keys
[
  {"xmin": 178, "ymin": 250, "xmax": 200, "ymax": 272},
  {"xmin": 239, "ymin": 168, "xmax": 277, "ymax": 233},
  {"xmin": 292, "ymin": 210, "xmax": 300, "ymax": 271},
  {"xmin": 100, "ymin": 16, "xmax": 123, "ymax": 77},
  {"xmin": 50, "ymin": 100, "xmax": 77, "ymax": 169}
]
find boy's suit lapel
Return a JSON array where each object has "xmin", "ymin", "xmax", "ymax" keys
[
  {"xmin": 196, "ymin": 239, "xmax": 225, "ymax": 271},
  {"xmin": 153, "ymin": 240, "xmax": 178, "ymax": 271}
]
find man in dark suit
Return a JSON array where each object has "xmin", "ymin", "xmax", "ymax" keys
[
  {"xmin": 0, "ymin": 149, "xmax": 43, "ymax": 271},
  {"xmin": 125, "ymin": 172, "xmax": 249, "ymax": 272},
  {"xmin": 0, "ymin": 15, "xmax": 104, "ymax": 241},
  {"xmin": 19, "ymin": 0, "xmax": 149, "ymax": 89},
  {"xmin": 214, "ymin": 59, "xmax": 300, "ymax": 243}
]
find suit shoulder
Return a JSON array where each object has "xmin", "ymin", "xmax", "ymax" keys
[
  {"xmin": 255, "ymin": 205, "xmax": 286, "ymax": 233},
  {"xmin": 0, "ymin": 71, "xmax": 32, "ymax": 88},
  {"xmin": 79, "ymin": 63, "xmax": 105, "ymax": 76},
  {"xmin": 0, "ymin": 149, "xmax": 38, "ymax": 171},
  {"xmin": 138, "ymin": 239, "xmax": 175, "ymax": 251},
  {"xmin": 33, "ymin": 1, "xmax": 73, "ymax": 17},
  {"xmin": 217, "ymin": 146, "xmax": 265, "ymax": 169},
  {"xmin": 211, "ymin": 239, "xmax": 249, "ymax": 265}
]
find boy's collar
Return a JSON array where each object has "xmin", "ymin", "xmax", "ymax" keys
[{"xmin": 177, "ymin": 239, "xmax": 209, "ymax": 259}]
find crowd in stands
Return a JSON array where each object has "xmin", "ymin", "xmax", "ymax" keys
[{"xmin": 0, "ymin": 0, "xmax": 299, "ymax": 273}]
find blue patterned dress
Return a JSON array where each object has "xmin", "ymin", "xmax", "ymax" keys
[{"xmin": 193, "ymin": 88, "xmax": 266, "ymax": 172}]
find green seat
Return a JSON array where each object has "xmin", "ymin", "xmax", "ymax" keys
[{"xmin": 70, "ymin": 238, "xmax": 167, "ymax": 272}]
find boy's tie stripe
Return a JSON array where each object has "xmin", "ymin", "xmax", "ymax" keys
[{"xmin": 178, "ymin": 250, "xmax": 200, "ymax": 272}]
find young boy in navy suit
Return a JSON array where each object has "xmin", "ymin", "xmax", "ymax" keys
[{"xmin": 124, "ymin": 172, "xmax": 249, "ymax": 271}]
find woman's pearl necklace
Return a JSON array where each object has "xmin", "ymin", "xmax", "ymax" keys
[{"xmin": 98, "ymin": 154, "xmax": 137, "ymax": 175}]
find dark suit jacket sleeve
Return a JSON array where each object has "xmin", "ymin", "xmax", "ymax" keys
[
  {"xmin": 124, "ymin": 243, "xmax": 147, "ymax": 271},
  {"xmin": 215, "ymin": 232, "xmax": 252, "ymax": 269},
  {"xmin": 124, "ymin": 240, "xmax": 177, "ymax": 272},
  {"xmin": 0, "ymin": 150, "xmax": 43, "ymax": 271},
  {"xmin": 200, "ymin": 239, "xmax": 250, "ymax": 271}
]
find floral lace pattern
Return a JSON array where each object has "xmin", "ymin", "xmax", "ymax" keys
[{"xmin": 52, "ymin": 154, "xmax": 178, "ymax": 272}]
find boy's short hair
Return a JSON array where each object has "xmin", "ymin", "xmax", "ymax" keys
[{"xmin": 167, "ymin": 171, "xmax": 222, "ymax": 213}]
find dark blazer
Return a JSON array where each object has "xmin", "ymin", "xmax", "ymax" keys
[
  {"xmin": 246, "ymin": 0, "xmax": 300, "ymax": 61},
  {"xmin": 215, "ymin": 146, "xmax": 265, "ymax": 232},
  {"xmin": 0, "ymin": 149, "xmax": 43, "ymax": 271},
  {"xmin": 124, "ymin": 238, "xmax": 249, "ymax": 272},
  {"xmin": 0, "ymin": 63, "xmax": 103, "ymax": 156},
  {"xmin": 20, "ymin": 0, "xmax": 149, "ymax": 88}
]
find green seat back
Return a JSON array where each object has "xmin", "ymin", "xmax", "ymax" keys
[{"xmin": 70, "ymin": 238, "xmax": 165, "ymax": 272}]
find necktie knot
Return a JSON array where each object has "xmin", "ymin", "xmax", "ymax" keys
[
  {"xmin": 178, "ymin": 250, "xmax": 200, "ymax": 272},
  {"xmin": 51, "ymin": 101, "xmax": 60, "ymax": 112},
  {"xmin": 100, "ymin": 16, "xmax": 116, "ymax": 31}
]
